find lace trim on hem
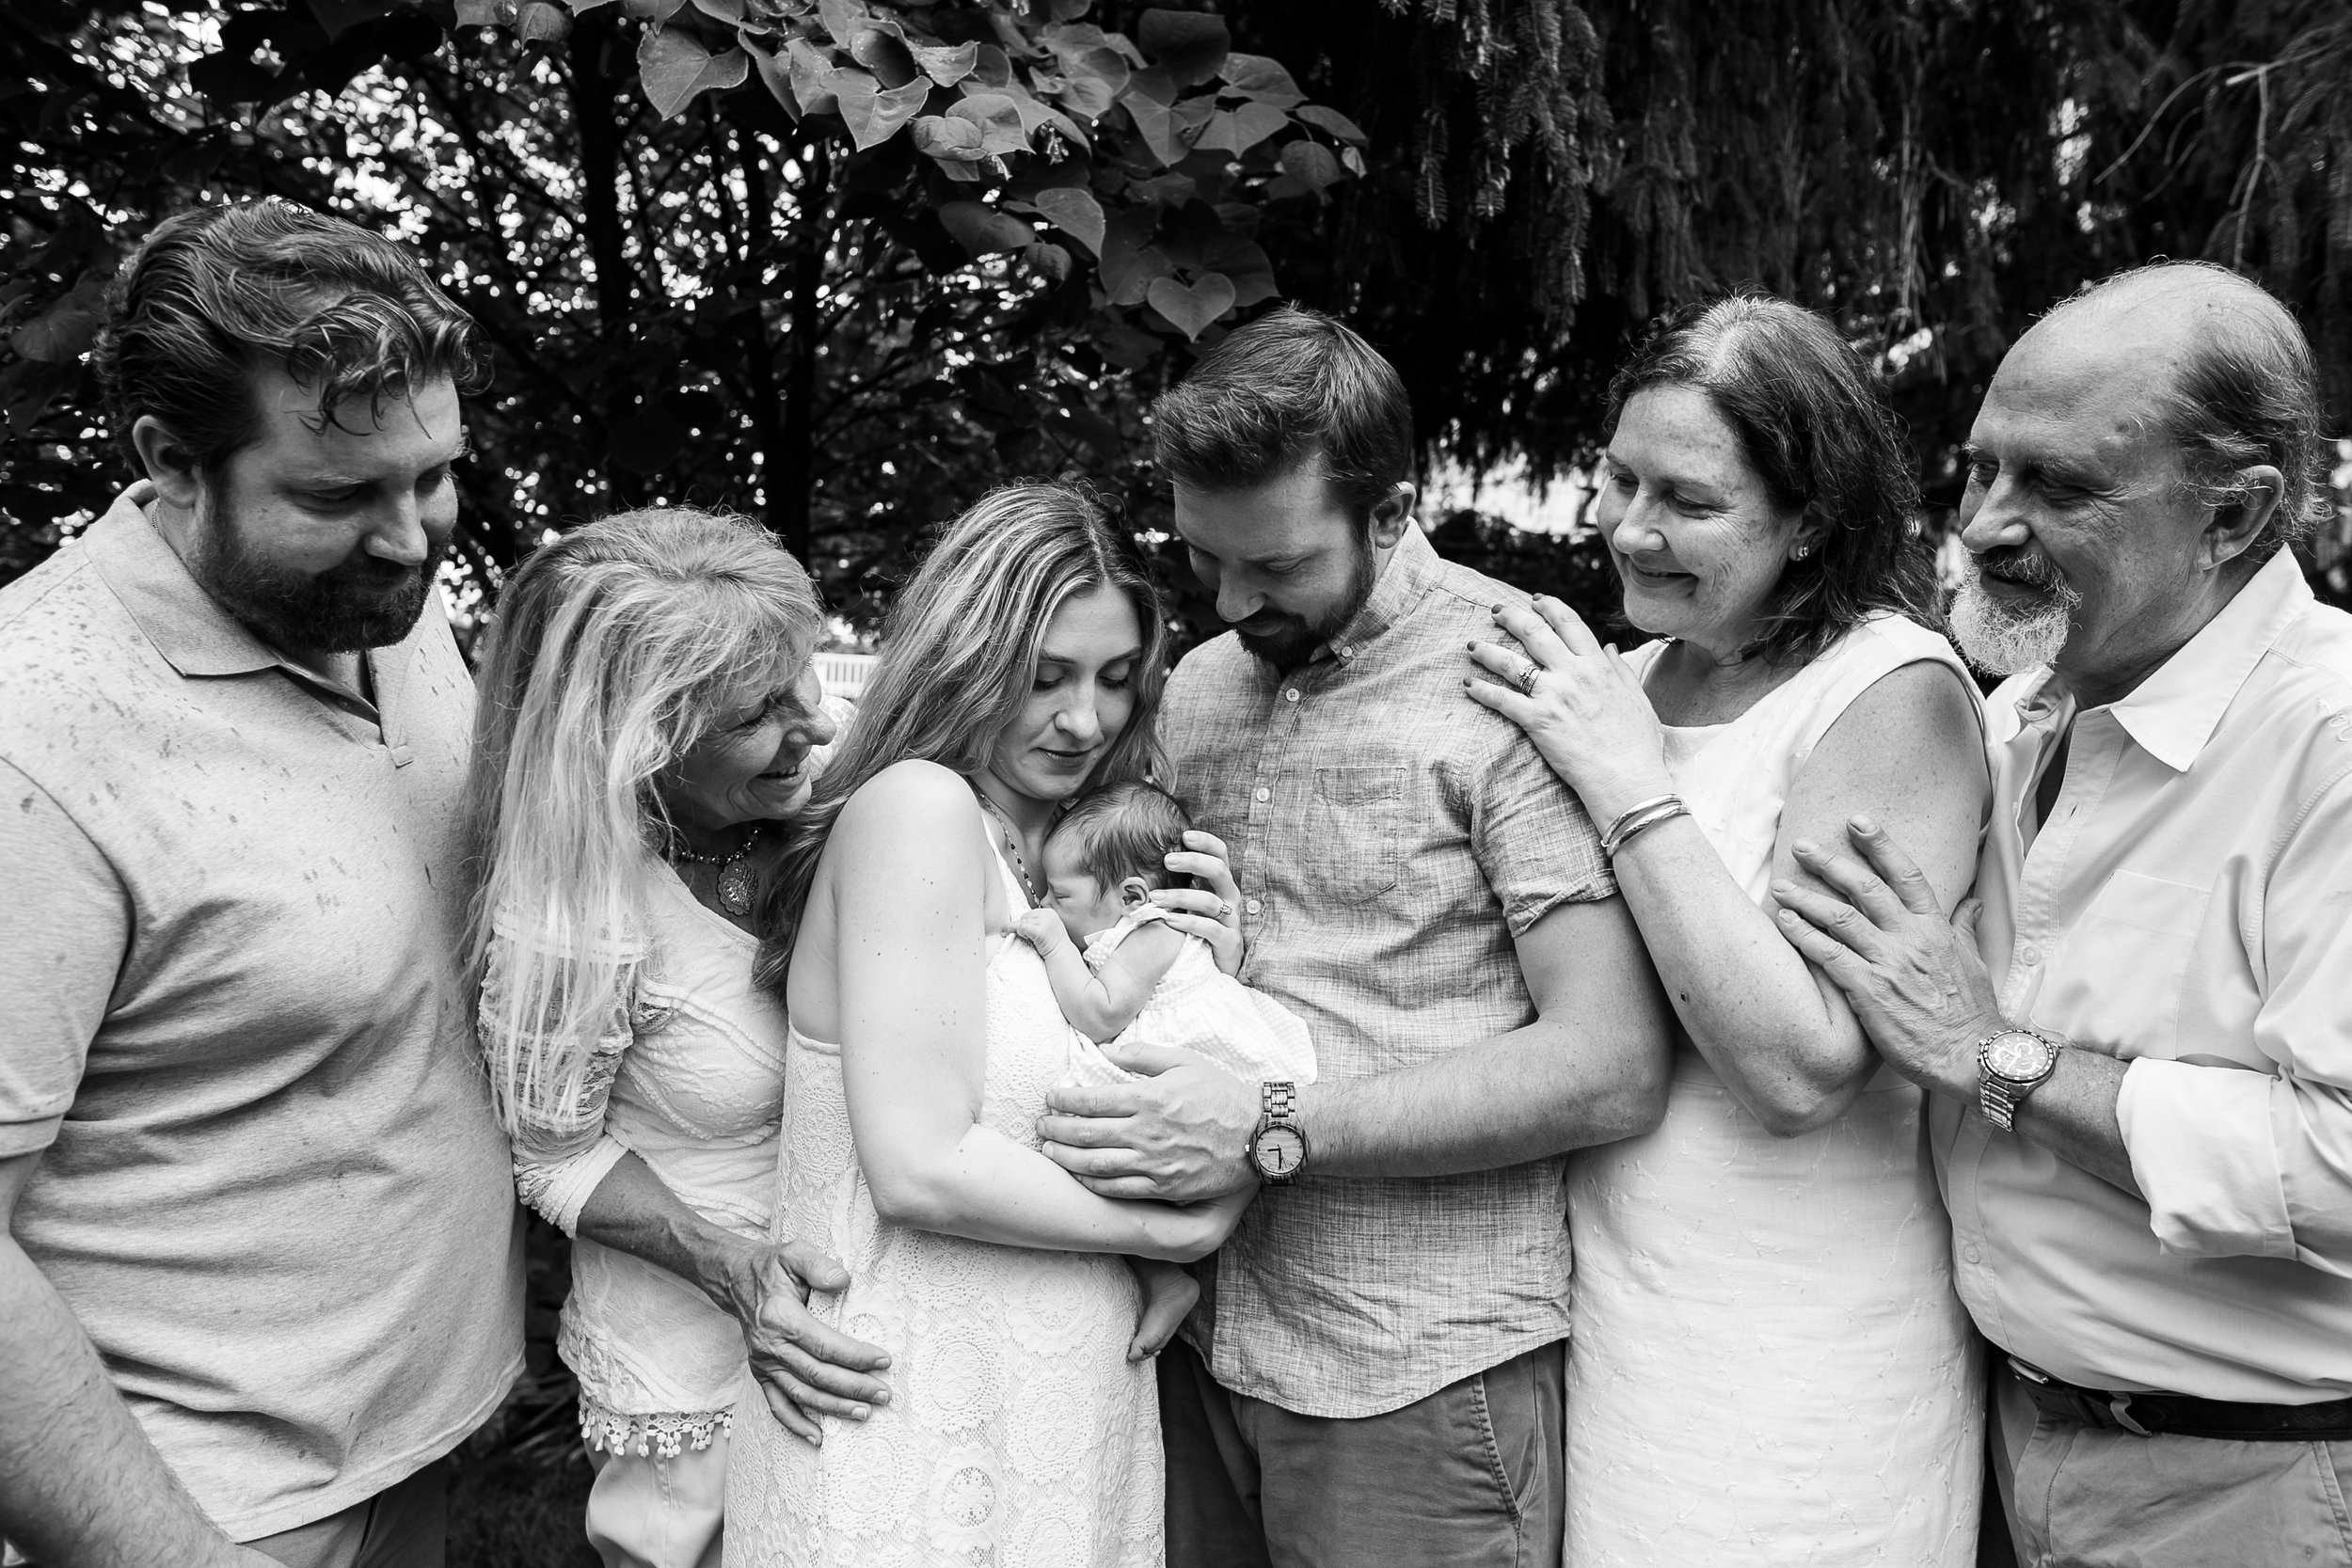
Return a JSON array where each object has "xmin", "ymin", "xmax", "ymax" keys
[{"xmin": 577, "ymin": 1394, "xmax": 735, "ymax": 1459}]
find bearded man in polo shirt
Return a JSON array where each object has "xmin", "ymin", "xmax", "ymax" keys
[
  {"xmin": 1775, "ymin": 262, "xmax": 2352, "ymax": 1568},
  {"xmin": 0, "ymin": 202, "xmax": 524, "ymax": 1568},
  {"xmin": 1038, "ymin": 306, "xmax": 1674, "ymax": 1567}
]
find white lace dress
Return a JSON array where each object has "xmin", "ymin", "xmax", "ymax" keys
[
  {"xmin": 724, "ymin": 830, "xmax": 1163, "ymax": 1568},
  {"xmin": 486, "ymin": 863, "xmax": 789, "ymax": 1456},
  {"xmin": 1564, "ymin": 614, "xmax": 1984, "ymax": 1566}
]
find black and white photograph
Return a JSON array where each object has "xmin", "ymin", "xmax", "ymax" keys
[{"xmin": 4, "ymin": 2, "xmax": 2350, "ymax": 1565}]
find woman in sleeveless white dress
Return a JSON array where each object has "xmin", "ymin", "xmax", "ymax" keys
[
  {"xmin": 1465, "ymin": 298, "xmax": 1992, "ymax": 1564},
  {"xmin": 727, "ymin": 828, "xmax": 1164, "ymax": 1567},
  {"xmin": 725, "ymin": 483, "xmax": 1249, "ymax": 1568},
  {"xmin": 1564, "ymin": 617, "xmax": 1984, "ymax": 1564}
]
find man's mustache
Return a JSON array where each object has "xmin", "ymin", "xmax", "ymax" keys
[{"xmin": 1972, "ymin": 546, "xmax": 2072, "ymax": 596}]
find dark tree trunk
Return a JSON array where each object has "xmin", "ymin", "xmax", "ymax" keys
[
  {"xmin": 734, "ymin": 126, "xmax": 793, "ymax": 543},
  {"xmin": 777, "ymin": 135, "xmax": 830, "ymax": 563},
  {"xmin": 566, "ymin": 10, "xmax": 641, "ymax": 507}
]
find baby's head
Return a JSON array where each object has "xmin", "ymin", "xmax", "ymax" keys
[{"xmin": 1038, "ymin": 782, "xmax": 1192, "ymax": 942}]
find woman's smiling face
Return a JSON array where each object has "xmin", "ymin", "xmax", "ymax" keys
[
  {"xmin": 985, "ymin": 583, "xmax": 1144, "ymax": 806},
  {"xmin": 1598, "ymin": 384, "xmax": 1806, "ymax": 657},
  {"xmin": 660, "ymin": 657, "xmax": 835, "ymax": 834}
]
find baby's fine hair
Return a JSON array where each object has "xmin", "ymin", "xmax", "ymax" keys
[{"xmin": 1051, "ymin": 781, "xmax": 1192, "ymax": 893}]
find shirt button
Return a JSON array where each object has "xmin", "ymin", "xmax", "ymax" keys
[
  {"xmin": 1283, "ymin": 689, "xmax": 1301, "ymax": 703},
  {"xmin": 1254, "ymin": 787, "xmax": 1270, "ymax": 802},
  {"xmin": 1245, "ymin": 897, "xmax": 1263, "ymax": 915},
  {"xmin": 1963, "ymin": 1245, "xmax": 1981, "ymax": 1264},
  {"xmin": 2020, "ymin": 945, "xmax": 2041, "ymax": 966}
]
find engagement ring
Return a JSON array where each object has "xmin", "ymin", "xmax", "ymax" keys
[{"xmin": 1513, "ymin": 661, "xmax": 1543, "ymax": 697}]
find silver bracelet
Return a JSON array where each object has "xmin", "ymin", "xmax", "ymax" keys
[{"xmin": 1600, "ymin": 794, "xmax": 1688, "ymax": 859}]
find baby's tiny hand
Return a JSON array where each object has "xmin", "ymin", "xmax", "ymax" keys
[
  {"xmin": 1014, "ymin": 909, "xmax": 1069, "ymax": 953},
  {"xmin": 1128, "ymin": 1259, "xmax": 1200, "ymax": 1362}
]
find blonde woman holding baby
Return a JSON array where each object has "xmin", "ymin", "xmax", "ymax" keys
[{"xmin": 724, "ymin": 483, "xmax": 1251, "ymax": 1568}]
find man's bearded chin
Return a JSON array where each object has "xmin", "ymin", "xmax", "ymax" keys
[
  {"xmin": 189, "ymin": 492, "xmax": 440, "ymax": 654},
  {"xmin": 1949, "ymin": 546, "xmax": 2081, "ymax": 677},
  {"xmin": 1236, "ymin": 531, "xmax": 1379, "ymax": 672}
]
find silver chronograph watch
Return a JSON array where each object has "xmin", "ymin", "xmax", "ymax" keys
[
  {"xmin": 1248, "ymin": 1080, "xmax": 1309, "ymax": 1185},
  {"xmin": 1976, "ymin": 1026, "xmax": 2064, "ymax": 1131}
]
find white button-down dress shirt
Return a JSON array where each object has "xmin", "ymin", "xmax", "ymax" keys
[{"xmin": 1936, "ymin": 549, "xmax": 2352, "ymax": 1402}]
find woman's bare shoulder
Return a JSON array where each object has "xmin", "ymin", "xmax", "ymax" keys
[{"xmin": 834, "ymin": 758, "xmax": 983, "ymax": 844}]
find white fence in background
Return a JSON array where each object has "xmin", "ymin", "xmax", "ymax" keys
[{"xmin": 815, "ymin": 649, "xmax": 878, "ymax": 701}]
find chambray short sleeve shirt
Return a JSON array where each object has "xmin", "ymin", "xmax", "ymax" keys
[
  {"xmin": 1163, "ymin": 526, "xmax": 1614, "ymax": 1417},
  {"xmin": 0, "ymin": 490, "xmax": 524, "ymax": 1539}
]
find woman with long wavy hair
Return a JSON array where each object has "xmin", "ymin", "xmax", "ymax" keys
[
  {"xmin": 724, "ymin": 483, "xmax": 1248, "ymax": 1568},
  {"xmin": 465, "ymin": 508, "xmax": 889, "ymax": 1568}
]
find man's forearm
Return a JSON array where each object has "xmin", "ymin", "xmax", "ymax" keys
[
  {"xmin": 1300, "ymin": 1016, "xmax": 1668, "ymax": 1180},
  {"xmin": 0, "ymin": 1240, "xmax": 249, "ymax": 1568},
  {"xmin": 2008, "ymin": 1048, "xmax": 2140, "ymax": 1196}
]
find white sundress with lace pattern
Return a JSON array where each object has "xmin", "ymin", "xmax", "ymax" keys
[{"xmin": 723, "ymin": 821, "xmax": 1163, "ymax": 1568}]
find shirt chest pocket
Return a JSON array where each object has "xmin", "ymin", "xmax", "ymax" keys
[
  {"xmin": 1305, "ymin": 765, "xmax": 1405, "ymax": 904},
  {"xmin": 2044, "ymin": 869, "xmax": 2212, "ymax": 1061}
]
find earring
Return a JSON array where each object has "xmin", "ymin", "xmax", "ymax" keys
[{"xmin": 1792, "ymin": 543, "xmax": 1812, "ymax": 560}]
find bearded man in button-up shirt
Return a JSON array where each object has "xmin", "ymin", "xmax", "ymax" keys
[
  {"xmin": 1777, "ymin": 262, "xmax": 2352, "ymax": 1568},
  {"xmin": 1039, "ymin": 306, "xmax": 1674, "ymax": 1568}
]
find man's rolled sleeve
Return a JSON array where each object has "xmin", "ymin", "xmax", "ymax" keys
[
  {"xmin": 1468, "ymin": 728, "xmax": 1616, "ymax": 937},
  {"xmin": 2117, "ymin": 773, "xmax": 2352, "ymax": 1274},
  {"xmin": 0, "ymin": 759, "xmax": 126, "ymax": 1157}
]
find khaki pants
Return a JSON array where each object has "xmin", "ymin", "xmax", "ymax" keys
[
  {"xmin": 246, "ymin": 1463, "xmax": 445, "ymax": 1568},
  {"xmin": 1160, "ymin": 1337, "xmax": 1565, "ymax": 1568},
  {"xmin": 1992, "ymin": 1363, "xmax": 2352, "ymax": 1568}
]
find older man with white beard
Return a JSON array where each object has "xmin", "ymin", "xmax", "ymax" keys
[{"xmin": 1772, "ymin": 261, "xmax": 2352, "ymax": 1568}]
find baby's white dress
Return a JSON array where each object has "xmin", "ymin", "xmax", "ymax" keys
[{"xmin": 1063, "ymin": 904, "xmax": 1318, "ymax": 1088}]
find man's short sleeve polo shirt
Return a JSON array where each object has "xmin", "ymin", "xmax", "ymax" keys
[{"xmin": 0, "ymin": 490, "xmax": 524, "ymax": 1539}]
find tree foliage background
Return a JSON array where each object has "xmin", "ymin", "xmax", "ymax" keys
[{"xmin": 4, "ymin": 0, "xmax": 2349, "ymax": 643}]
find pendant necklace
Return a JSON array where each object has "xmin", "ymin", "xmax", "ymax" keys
[
  {"xmin": 669, "ymin": 822, "xmax": 765, "ymax": 917},
  {"xmin": 972, "ymin": 788, "xmax": 1037, "ymax": 905}
]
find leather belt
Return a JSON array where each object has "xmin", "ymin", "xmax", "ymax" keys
[{"xmin": 2006, "ymin": 1355, "xmax": 2352, "ymax": 1442}]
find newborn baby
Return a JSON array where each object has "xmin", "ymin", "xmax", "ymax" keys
[{"xmin": 1016, "ymin": 781, "xmax": 1319, "ymax": 1360}]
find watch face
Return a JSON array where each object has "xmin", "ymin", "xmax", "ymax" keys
[
  {"xmin": 1253, "ymin": 1125, "xmax": 1306, "ymax": 1177},
  {"xmin": 1984, "ymin": 1031, "xmax": 2051, "ymax": 1080}
]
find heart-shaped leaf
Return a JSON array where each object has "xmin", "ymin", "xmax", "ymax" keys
[
  {"xmin": 1193, "ymin": 101, "xmax": 1286, "ymax": 155},
  {"xmin": 949, "ymin": 91, "xmax": 1029, "ymax": 155},
  {"xmin": 911, "ymin": 113, "xmax": 987, "ymax": 159},
  {"xmin": 850, "ymin": 24, "xmax": 917, "ymax": 88},
  {"xmin": 1295, "ymin": 103, "xmax": 1367, "ymax": 145},
  {"xmin": 1147, "ymin": 271, "xmax": 1236, "ymax": 339},
  {"xmin": 745, "ymin": 36, "xmax": 799, "ymax": 115},
  {"xmin": 938, "ymin": 200, "xmax": 1035, "ymax": 258},
  {"xmin": 817, "ymin": 0, "xmax": 865, "ymax": 47},
  {"xmin": 834, "ymin": 73, "xmax": 930, "ymax": 149},
  {"xmin": 787, "ymin": 38, "xmax": 837, "ymax": 115},
  {"xmin": 515, "ymin": 1, "xmax": 571, "ymax": 41},
  {"xmin": 1217, "ymin": 53, "xmax": 1304, "ymax": 109},
  {"xmin": 1279, "ymin": 139, "xmax": 1343, "ymax": 192},
  {"xmin": 638, "ymin": 26, "xmax": 748, "ymax": 118},
  {"xmin": 1033, "ymin": 186, "xmax": 1105, "ymax": 254},
  {"xmin": 689, "ymin": 0, "xmax": 744, "ymax": 22},
  {"xmin": 909, "ymin": 40, "xmax": 978, "ymax": 86},
  {"xmin": 1137, "ymin": 8, "xmax": 1229, "ymax": 87}
]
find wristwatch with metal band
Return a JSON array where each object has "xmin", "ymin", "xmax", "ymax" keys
[
  {"xmin": 1977, "ymin": 1026, "xmax": 2064, "ymax": 1131},
  {"xmin": 1248, "ymin": 1080, "xmax": 1309, "ymax": 1185}
]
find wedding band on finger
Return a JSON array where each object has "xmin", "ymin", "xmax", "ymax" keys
[
  {"xmin": 1513, "ymin": 660, "xmax": 1544, "ymax": 697},
  {"xmin": 1216, "ymin": 898, "xmax": 1235, "ymax": 920}
]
